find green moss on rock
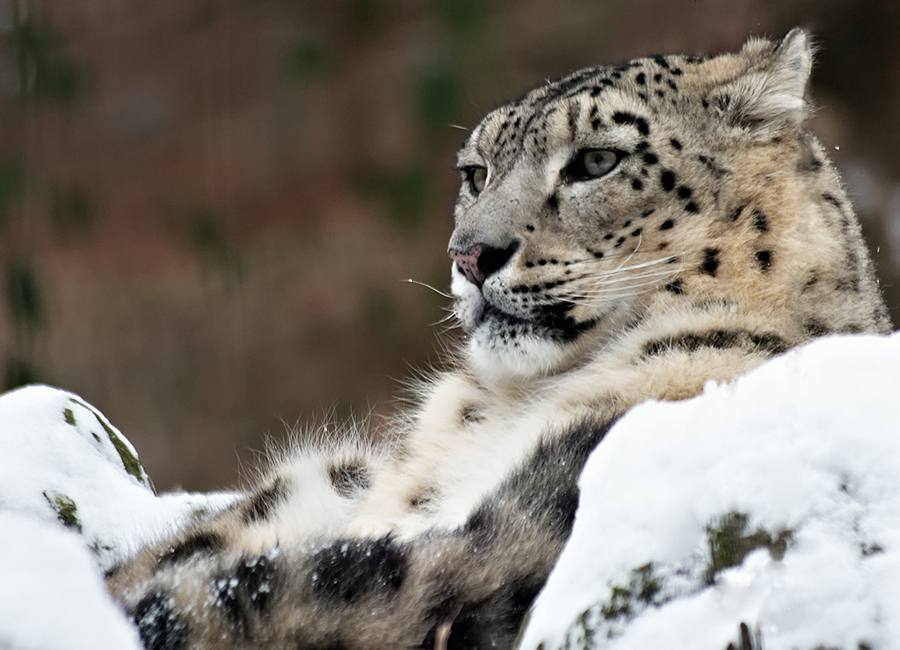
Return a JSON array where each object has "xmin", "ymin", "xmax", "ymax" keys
[
  {"xmin": 547, "ymin": 515, "xmax": 797, "ymax": 650},
  {"xmin": 69, "ymin": 397, "xmax": 155, "ymax": 494},
  {"xmin": 89, "ymin": 539, "xmax": 115, "ymax": 557},
  {"xmin": 706, "ymin": 512, "xmax": 793, "ymax": 584},
  {"xmin": 43, "ymin": 490, "xmax": 82, "ymax": 533},
  {"xmin": 861, "ymin": 543, "xmax": 884, "ymax": 557},
  {"xmin": 100, "ymin": 419, "xmax": 142, "ymax": 479},
  {"xmin": 600, "ymin": 562, "xmax": 662, "ymax": 621}
]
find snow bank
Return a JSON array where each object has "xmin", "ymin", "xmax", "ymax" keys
[
  {"xmin": 0, "ymin": 385, "xmax": 236, "ymax": 649},
  {"xmin": 1, "ymin": 333, "xmax": 898, "ymax": 649},
  {"xmin": 0, "ymin": 511, "xmax": 143, "ymax": 650},
  {"xmin": 519, "ymin": 332, "xmax": 900, "ymax": 650},
  {"xmin": 0, "ymin": 385, "xmax": 236, "ymax": 570}
]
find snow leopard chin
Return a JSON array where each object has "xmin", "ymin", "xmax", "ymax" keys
[
  {"xmin": 465, "ymin": 326, "xmax": 576, "ymax": 383},
  {"xmin": 451, "ymin": 269, "xmax": 590, "ymax": 383}
]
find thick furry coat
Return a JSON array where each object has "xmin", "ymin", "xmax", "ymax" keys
[{"xmin": 107, "ymin": 30, "xmax": 891, "ymax": 650}]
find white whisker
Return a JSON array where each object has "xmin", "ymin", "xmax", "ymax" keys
[
  {"xmin": 436, "ymin": 320, "xmax": 462, "ymax": 336},
  {"xmin": 552, "ymin": 263, "xmax": 682, "ymax": 305},
  {"xmin": 613, "ymin": 233, "xmax": 642, "ymax": 272},
  {"xmin": 568, "ymin": 254, "xmax": 680, "ymax": 278},
  {"xmin": 430, "ymin": 311, "xmax": 458, "ymax": 328},
  {"xmin": 405, "ymin": 278, "xmax": 451, "ymax": 299},
  {"xmin": 569, "ymin": 248, "xmax": 665, "ymax": 263},
  {"xmin": 575, "ymin": 267, "xmax": 680, "ymax": 294},
  {"xmin": 558, "ymin": 281, "xmax": 666, "ymax": 303},
  {"xmin": 566, "ymin": 246, "xmax": 687, "ymax": 268}
]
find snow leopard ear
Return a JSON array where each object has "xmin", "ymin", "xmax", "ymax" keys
[{"xmin": 713, "ymin": 28, "xmax": 813, "ymax": 139}]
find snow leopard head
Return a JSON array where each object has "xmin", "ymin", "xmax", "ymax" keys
[{"xmin": 447, "ymin": 30, "xmax": 888, "ymax": 384}]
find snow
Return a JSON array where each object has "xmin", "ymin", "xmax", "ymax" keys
[
  {"xmin": 518, "ymin": 332, "xmax": 900, "ymax": 650},
  {"xmin": 0, "ymin": 385, "xmax": 236, "ymax": 571},
  {"xmin": 0, "ymin": 385, "xmax": 236, "ymax": 650},
  {"xmin": 0, "ymin": 512, "xmax": 143, "ymax": 650},
  {"xmin": 0, "ymin": 334, "xmax": 898, "ymax": 649}
]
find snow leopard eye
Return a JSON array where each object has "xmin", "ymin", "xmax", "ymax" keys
[
  {"xmin": 464, "ymin": 166, "xmax": 488, "ymax": 195},
  {"xmin": 564, "ymin": 149, "xmax": 620, "ymax": 182}
]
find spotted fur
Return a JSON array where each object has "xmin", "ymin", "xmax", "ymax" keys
[{"xmin": 109, "ymin": 30, "xmax": 891, "ymax": 649}]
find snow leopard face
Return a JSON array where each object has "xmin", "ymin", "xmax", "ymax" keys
[
  {"xmin": 448, "ymin": 58, "xmax": 723, "ymax": 381},
  {"xmin": 448, "ymin": 33, "xmax": 889, "ymax": 382},
  {"xmin": 449, "ymin": 76, "xmax": 672, "ymax": 380}
]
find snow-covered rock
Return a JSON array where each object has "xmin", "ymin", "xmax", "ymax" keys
[
  {"xmin": 0, "ymin": 385, "xmax": 236, "ymax": 650},
  {"xmin": 0, "ymin": 385, "xmax": 235, "ymax": 571},
  {"xmin": 0, "ymin": 333, "xmax": 898, "ymax": 649},
  {"xmin": 0, "ymin": 511, "xmax": 143, "ymax": 650},
  {"xmin": 519, "ymin": 332, "xmax": 900, "ymax": 650}
]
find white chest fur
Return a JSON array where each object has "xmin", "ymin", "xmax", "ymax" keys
[{"xmin": 348, "ymin": 367, "xmax": 603, "ymax": 540}]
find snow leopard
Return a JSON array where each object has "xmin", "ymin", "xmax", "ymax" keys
[{"xmin": 107, "ymin": 29, "xmax": 891, "ymax": 650}]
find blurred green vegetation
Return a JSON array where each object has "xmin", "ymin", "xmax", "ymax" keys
[
  {"xmin": 282, "ymin": 37, "xmax": 334, "ymax": 85},
  {"xmin": 4, "ymin": 355, "xmax": 38, "ymax": 389},
  {"xmin": 362, "ymin": 289, "xmax": 398, "ymax": 343},
  {"xmin": 5, "ymin": 260, "xmax": 42, "ymax": 329},
  {"xmin": 184, "ymin": 206, "xmax": 243, "ymax": 285},
  {"xmin": 0, "ymin": 161, "xmax": 27, "ymax": 232},
  {"xmin": 355, "ymin": 164, "xmax": 433, "ymax": 234},
  {"xmin": 433, "ymin": 0, "xmax": 483, "ymax": 38},
  {"xmin": 414, "ymin": 63, "xmax": 461, "ymax": 139},
  {"xmin": 4, "ymin": 260, "xmax": 42, "ymax": 391},
  {"xmin": 345, "ymin": 0, "xmax": 389, "ymax": 36},
  {"xmin": 49, "ymin": 184, "xmax": 96, "ymax": 236},
  {"xmin": 0, "ymin": 0, "xmax": 897, "ymax": 490},
  {"xmin": 0, "ymin": 4, "xmax": 92, "ymax": 390},
  {"xmin": 185, "ymin": 207, "xmax": 228, "ymax": 264},
  {"xmin": 1, "ymin": 2, "xmax": 88, "ymax": 106}
]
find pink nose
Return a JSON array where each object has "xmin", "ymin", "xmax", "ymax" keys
[
  {"xmin": 449, "ymin": 245, "xmax": 487, "ymax": 286},
  {"xmin": 448, "ymin": 242, "xmax": 519, "ymax": 287}
]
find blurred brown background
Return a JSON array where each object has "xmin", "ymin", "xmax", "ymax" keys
[{"xmin": 1, "ymin": 0, "xmax": 898, "ymax": 492}]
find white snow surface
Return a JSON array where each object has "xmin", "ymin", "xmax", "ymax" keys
[
  {"xmin": 519, "ymin": 332, "xmax": 900, "ymax": 650},
  {"xmin": 0, "ymin": 334, "xmax": 898, "ymax": 649},
  {"xmin": 0, "ymin": 511, "xmax": 143, "ymax": 650},
  {"xmin": 0, "ymin": 385, "xmax": 236, "ymax": 650},
  {"xmin": 0, "ymin": 385, "xmax": 236, "ymax": 570}
]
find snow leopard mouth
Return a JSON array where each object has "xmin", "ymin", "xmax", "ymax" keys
[
  {"xmin": 451, "ymin": 263, "xmax": 599, "ymax": 345},
  {"xmin": 478, "ymin": 300, "xmax": 599, "ymax": 343}
]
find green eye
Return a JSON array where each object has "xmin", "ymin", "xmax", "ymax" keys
[
  {"xmin": 465, "ymin": 166, "xmax": 488, "ymax": 194},
  {"xmin": 564, "ymin": 149, "xmax": 621, "ymax": 182},
  {"xmin": 583, "ymin": 150, "xmax": 618, "ymax": 176}
]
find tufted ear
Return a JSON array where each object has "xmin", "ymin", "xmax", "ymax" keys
[{"xmin": 713, "ymin": 28, "xmax": 813, "ymax": 139}]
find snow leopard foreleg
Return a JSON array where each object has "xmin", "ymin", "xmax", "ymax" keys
[{"xmin": 120, "ymin": 417, "xmax": 613, "ymax": 650}]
